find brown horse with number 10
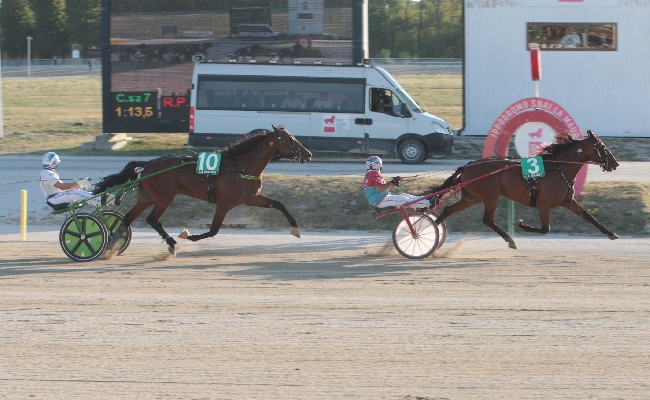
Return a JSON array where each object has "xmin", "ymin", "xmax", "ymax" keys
[
  {"xmin": 424, "ymin": 130, "xmax": 619, "ymax": 249},
  {"xmin": 94, "ymin": 125, "xmax": 312, "ymax": 256}
]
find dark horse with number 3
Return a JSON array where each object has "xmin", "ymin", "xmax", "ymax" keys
[
  {"xmin": 94, "ymin": 125, "xmax": 312, "ymax": 256},
  {"xmin": 424, "ymin": 130, "xmax": 619, "ymax": 249}
]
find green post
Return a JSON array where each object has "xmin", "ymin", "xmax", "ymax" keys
[{"xmin": 508, "ymin": 200, "xmax": 515, "ymax": 238}]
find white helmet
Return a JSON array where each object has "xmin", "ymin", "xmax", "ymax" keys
[
  {"xmin": 366, "ymin": 155, "xmax": 382, "ymax": 171},
  {"xmin": 42, "ymin": 152, "xmax": 60, "ymax": 169}
]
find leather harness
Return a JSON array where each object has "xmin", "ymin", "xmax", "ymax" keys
[{"xmin": 526, "ymin": 165, "xmax": 574, "ymax": 208}]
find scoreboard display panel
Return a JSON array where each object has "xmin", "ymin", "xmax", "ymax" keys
[{"xmin": 102, "ymin": 0, "xmax": 367, "ymax": 133}]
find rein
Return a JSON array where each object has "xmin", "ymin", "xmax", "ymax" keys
[
  {"xmin": 466, "ymin": 157, "xmax": 598, "ymax": 167},
  {"xmin": 555, "ymin": 166, "xmax": 574, "ymax": 206}
]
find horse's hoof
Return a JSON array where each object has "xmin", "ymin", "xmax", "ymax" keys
[
  {"xmin": 508, "ymin": 242, "xmax": 518, "ymax": 250},
  {"xmin": 513, "ymin": 219, "xmax": 523, "ymax": 227},
  {"xmin": 178, "ymin": 229, "xmax": 190, "ymax": 240},
  {"xmin": 291, "ymin": 227, "xmax": 301, "ymax": 238},
  {"xmin": 168, "ymin": 246, "xmax": 177, "ymax": 257},
  {"xmin": 609, "ymin": 233, "xmax": 619, "ymax": 240}
]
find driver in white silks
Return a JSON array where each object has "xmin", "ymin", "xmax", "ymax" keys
[
  {"xmin": 363, "ymin": 155, "xmax": 430, "ymax": 209},
  {"xmin": 39, "ymin": 152, "xmax": 101, "ymax": 206}
]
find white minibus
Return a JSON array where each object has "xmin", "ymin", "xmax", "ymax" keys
[
  {"xmin": 189, "ymin": 63, "xmax": 453, "ymax": 163},
  {"xmin": 238, "ymin": 24, "xmax": 280, "ymax": 40}
]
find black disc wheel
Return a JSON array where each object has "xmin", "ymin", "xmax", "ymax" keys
[
  {"xmin": 59, "ymin": 214, "xmax": 108, "ymax": 262},
  {"xmin": 392, "ymin": 213, "xmax": 440, "ymax": 259},
  {"xmin": 102, "ymin": 211, "xmax": 132, "ymax": 255}
]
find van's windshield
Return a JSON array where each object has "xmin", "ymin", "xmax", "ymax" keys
[{"xmin": 375, "ymin": 68, "xmax": 424, "ymax": 113}]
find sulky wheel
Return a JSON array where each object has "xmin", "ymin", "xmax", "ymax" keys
[
  {"xmin": 101, "ymin": 211, "xmax": 132, "ymax": 255},
  {"xmin": 59, "ymin": 213, "xmax": 108, "ymax": 262},
  {"xmin": 429, "ymin": 211, "xmax": 447, "ymax": 250},
  {"xmin": 392, "ymin": 212, "xmax": 440, "ymax": 259}
]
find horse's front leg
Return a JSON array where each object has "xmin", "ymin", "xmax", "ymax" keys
[
  {"xmin": 482, "ymin": 198, "xmax": 517, "ymax": 249},
  {"xmin": 184, "ymin": 206, "xmax": 229, "ymax": 242},
  {"xmin": 562, "ymin": 198, "xmax": 619, "ymax": 239},
  {"xmin": 246, "ymin": 194, "xmax": 301, "ymax": 238},
  {"xmin": 513, "ymin": 204, "xmax": 551, "ymax": 234}
]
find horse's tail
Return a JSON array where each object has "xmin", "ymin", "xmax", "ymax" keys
[
  {"xmin": 421, "ymin": 166, "xmax": 465, "ymax": 200},
  {"xmin": 93, "ymin": 161, "xmax": 148, "ymax": 194}
]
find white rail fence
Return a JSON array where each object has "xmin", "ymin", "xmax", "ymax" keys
[
  {"xmin": 0, "ymin": 58, "xmax": 463, "ymax": 78},
  {"xmin": 1, "ymin": 59, "xmax": 100, "ymax": 78}
]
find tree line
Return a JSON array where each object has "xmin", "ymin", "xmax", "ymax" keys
[
  {"xmin": 0, "ymin": 0, "xmax": 461, "ymax": 59},
  {"xmin": 0, "ymin": 0, "xmax": 100, "ymax": 58},
  {"xmin": 369, "ymin": 0, "xmax": 462, "ymax": 58}
]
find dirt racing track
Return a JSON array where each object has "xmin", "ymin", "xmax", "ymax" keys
[{"xmin": 1, "ymin": 228, "xmax": 648, "ymax": 399}]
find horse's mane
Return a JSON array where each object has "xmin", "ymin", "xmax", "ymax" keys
[
  {"xmin": 93, "ymin": 160, "xmax": 148, "ymax": 194},
  {"xmin": 221, "ymin": 129, "xmax": 272, "ymax": 156},
  {"xmin": 535, "ymin": 134, "xmax": 580, "ymax": 160}
]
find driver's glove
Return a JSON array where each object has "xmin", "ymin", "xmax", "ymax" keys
[{"xmin": 76, "ymin": 177, "xmax": 91, "ymax": 190}]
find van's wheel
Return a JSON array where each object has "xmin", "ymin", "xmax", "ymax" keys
[{"xmin": 398, "ymin": 139, "xmax": 426, "ymax": 164}]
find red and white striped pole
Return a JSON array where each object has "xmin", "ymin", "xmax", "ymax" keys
[{"xmin": 530, "ymin": 48, "xmax": 542, "ymax": 97}]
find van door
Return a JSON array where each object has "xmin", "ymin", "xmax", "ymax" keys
[
  {"xmin": 308, "ymin": 89, "xmax": 366, "ymax": 153},
  {"xmin": 364, "ymin": 88, "xmax": 409, "ymax": 152},
  {"xmin": 311, "ymin": 111, "xmax": 367, "ymax": 152}
]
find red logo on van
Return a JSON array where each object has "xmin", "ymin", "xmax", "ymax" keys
[{"xmin": 324, "ymin": 115, "xmax": 335, "ymax": 133}]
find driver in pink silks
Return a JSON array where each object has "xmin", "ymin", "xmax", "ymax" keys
[
  {"xmin": 39, "ymin": 152, "xmax": 102, "ymax": 207},
  {"xmin": 363, "ymin": 156, "xmax": 430, "ymax": 209}
]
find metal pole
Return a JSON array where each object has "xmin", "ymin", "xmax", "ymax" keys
[
  {"xmin": 27, "ymin": 36, "xmax": 32, "ymax": 78},
  {"xmin": 21, "ymin": 190, "xmax": 27, "ymax": 241}
]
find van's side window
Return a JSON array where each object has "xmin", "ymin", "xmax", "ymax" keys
[
  {"xmin": 197, "ymin": 76, "xmax": 365, "ymax": 113},
  {"xmin": 370, "ymin": 88, "xmax": 403, "ymax": 117}
]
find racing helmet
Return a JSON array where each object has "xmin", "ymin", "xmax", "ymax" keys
[
  {"xmin": 42, "ymin": 152, "xmax": 60, "ymax": 169},
  {"xmin": 366, "ymin": 155, "xmax": 382, "ymax": 171}
]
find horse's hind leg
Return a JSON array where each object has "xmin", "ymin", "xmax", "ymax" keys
[
  {"xmin": 482, "ymin": 198, "xmax": 518, "ymax": 250},
  {"xmin": 144, "ymin": 198, "xmax": 177, "ymax": 255},
  {"xmin": 435, "ymin": 189, "xmax": 481, "ymax": 224},
  {"xmin": 107, "ymin": 189, "xmax": 154, "ymax": 251},
  {"xmin": 245, "ymin": 194, "xmax": 301, "ymax": 238},
  {"xmin": 513, "ymin": 205, "xmax": 551, "ymax": 234},
  {"xmin": 562, "ymin": 198, "xmax": 619, "ymax": 239}
]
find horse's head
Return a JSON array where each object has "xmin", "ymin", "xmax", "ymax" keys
[
  {"xmin": 585, "ymin": 129, "xmax": 618, "ymax": 172},
  {"xmin": 270, "ymin": 124, "xmax": 312, "ymax": 163}
]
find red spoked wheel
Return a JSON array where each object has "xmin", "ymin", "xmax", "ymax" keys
[
  {"xmin": 392, "ymin": 212, "xmax": 440, "ymax": 259},
  {"xmin": 429, "ymin": 211, "xmax": 447, "ymax": 250}
]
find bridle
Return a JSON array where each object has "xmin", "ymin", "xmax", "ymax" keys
[
  {"xmin": 270, "ymin": 126, "xmax": 305, "ymax": 163},
  {"xmin": 216, "ymin": 128, "xmax": 307, "ymax": 180},
  {"xmin": 589, "ymin": 134, "xmax": 617, "ymax": 172}
]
